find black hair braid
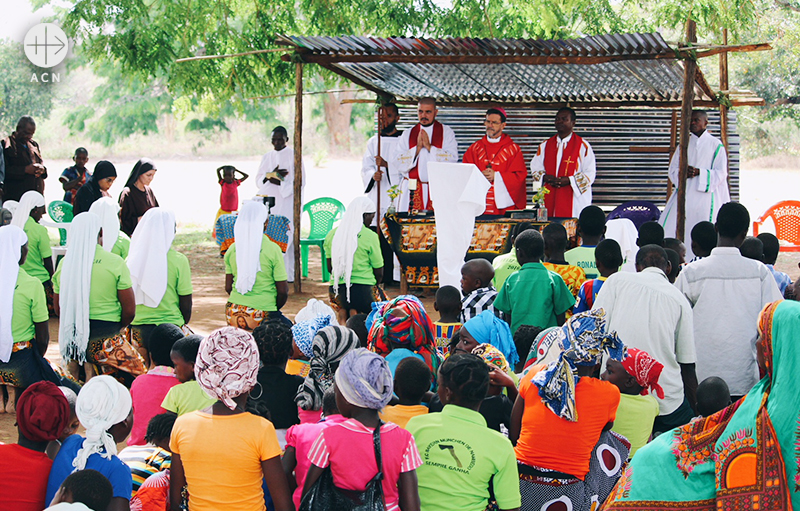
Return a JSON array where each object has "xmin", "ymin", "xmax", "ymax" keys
[
  {"xmin": 145, "ymin": 412, "xmax": 178, "ymax": 444},
  {"xmin": 440, "ymin": 353, "xmax": 490, "ymax": 406},
  {"xmin": 252, "ymin": 319, "xmax": 294, "ymax": 365}
]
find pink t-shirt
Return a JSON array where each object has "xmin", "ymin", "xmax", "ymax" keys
[
  {"xmin": 129, "ymin": 367, "xmax": 179, "ymax": 445},
  {"xmin": 307, "ymin": 419, "xmax": 422, "ymax": 511},
  {"xmin": 219, "ymin": 179, "xmax": 241, "ymax": 212},
  {"xmin": 299, "ymin": 408, "xmax": 324, "ymax": 424},
  {"xmin": 285, "ymin": 414, "xmax": 348, "ymax": 509}
]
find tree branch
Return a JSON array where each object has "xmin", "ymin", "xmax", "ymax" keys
[{"xmin": 775, "ymin": 0, "xmax": 800, "ymax": 12}]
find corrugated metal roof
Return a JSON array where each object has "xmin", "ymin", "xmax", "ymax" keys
[{"xmin": 277, "ymin": 33, "xmax": 714, "ymax": 106}]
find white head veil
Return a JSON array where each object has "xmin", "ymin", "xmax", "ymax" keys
[
  {"xmin": 0, "ymin": 226, "xmax": 28, "ymax": 363},
  {"xmin": 331, "ymin": 197, "xmax": 377, "ymax": 301},
  {"xmin": 58, "ymin": 212, "xmax": 102, "ymax": 363},
  {"xmin": 73, "ymin": 375, "xmax": 132, "ymax": 470},
  {"xmin": 88, "ymin": 197, "xmax": 121, "ymax": 253},
  {"xmin": 127, "ymin": 208, "xmax": 176, "ymax": 307},
  {"xmin": 11, "ymin": 190, "xmax": 45, "ymax": 229},
  {"xmin": 233, "ymin": 201, "xmax": 269, "ymax": 295}
]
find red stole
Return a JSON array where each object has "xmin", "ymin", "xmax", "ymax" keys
[
  {"xmin": 407, "ymin": 122, "xmax": 444, "ymax": 210},
  {"xmin": 543, "ymin": 134, "xmax": 584, "ymax": 218},
  {"xmin": 463, "ymin": 134, "xmax": 527, "ymax": 214}
]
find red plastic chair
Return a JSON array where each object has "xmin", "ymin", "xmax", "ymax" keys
[{"xmin": 752, "ymin": 200, "xmax": 800, "ymax": 252}]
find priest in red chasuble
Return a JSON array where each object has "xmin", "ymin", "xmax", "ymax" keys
[
  {"xmin": 530, "ymin": 107, "xmax": 596, "ymax": 218},
  {"xmin": 462, "ymin": 107, "xmax": 527, "ymax": 215}
]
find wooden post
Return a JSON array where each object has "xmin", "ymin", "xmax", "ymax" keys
[
  {"xmin": 293, "ymin": 62, "xmax": 304, "ymax": 293},
  {"xmin": 719, "ymin": 28, "xmax": 731, "ymax": 195},
  {"xmin": 666, "ymin": 109, "xmax": 678, "ymax": 201},
  {"xmin": 677, "ymin": 19, "xmax": 697, "ymax": 242}
]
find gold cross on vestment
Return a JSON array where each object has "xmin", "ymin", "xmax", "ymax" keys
[{"xmin": 563, "ymin": 156, "xmax": 576, "ymax": 167}]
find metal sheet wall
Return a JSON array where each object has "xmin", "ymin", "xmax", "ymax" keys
[{"xmin": 393, "ymin": 107, "xmax": 739, "ymax": 209}]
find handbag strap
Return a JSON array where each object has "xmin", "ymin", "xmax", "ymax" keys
[{"xmin": 372, "ymin": 420, "xmax": 384, "ymax": 481}]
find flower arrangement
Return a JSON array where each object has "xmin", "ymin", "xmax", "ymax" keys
[
  {"xmin": 386, "ymin": 185, "xmax": 401, "ymax": 213},
  {"xmin": 532, "ymin": 186, "xmax": 550, "ymax": 205}
]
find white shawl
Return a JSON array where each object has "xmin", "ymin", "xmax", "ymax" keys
[
  {"xmin": 0, "ymin": 226, "xmax": 28, "ymax": 363},
  {"xmin": 11, "ymin": 190, "xmax": 45, "ymax": 229},
  {"xmin": 127, "ymin": 208, "xmax": 175, "ymax": 307},
  {"xmin": 234, "ymin": 200, "xmax": 269, "ymax": 295},
  {"xmin": 73, "ymin": 375, "xmax": 132, "ymax": 470},
  {"xmin": 58, "ymin": 212, "xmax": 101, "ymax": 363},
  {"xmin": 88, "ymin": 197, "xmax": 121, "ymax": 253},
  {"xmin": 331, "ymin": 196, "xmax": 376, "ymax": 301}
]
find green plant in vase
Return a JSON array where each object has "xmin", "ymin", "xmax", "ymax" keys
[{"xmin": 386, "ymin": 185, "xmax": 401, "ymax": 214}]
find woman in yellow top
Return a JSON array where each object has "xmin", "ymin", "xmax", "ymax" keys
[
  {"xmin": 0, "ymin": 225, "xmax": 56, "ymax": 412},
  {"xmin": 53, "ymin": 212, "xmax": 145, "ymax": 383},
  {"xmin": 169, "ymin": 327, "xmax": 293, "ymax": 511},
  {"xmin": 12, "ymin": 191, "xmax": 54, "ymax": 315},
  {"xmin": 224, "ymin": 200, "xmax": 289, "ymax": 330}
]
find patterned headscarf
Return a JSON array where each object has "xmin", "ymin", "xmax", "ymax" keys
[
  {"xmin": 195, "ymin": 327, "xmax": 260, "ymax": 410},
  {"xmin": 472, "ymin": 343, "xmax": 510, "ymax": 374},
  {"xmin": 757, "ymin": 300, "xmax": 782, "ymax": 379},
  {"xmin": 335, "ymin": 348, "xmax": 394, "ymax": 410},
  {"xmin": 532, "ymin": 309, "xmax": 626, "ymax": 422},
  {"xmin": 16, "ymin": 381, "xmax": 70, "ymax": 443},
  {"xmin": 292, "ymin": 314, "xmax": 332, "ymax": 359},
  {"xmin": 462, "ymin": 311, "xmax": 519, "ymax": 368},
  {"xmin": 368, "ymin": 295, "xmax": 440, "ymax": 376},
  {"xmin": 295, "ymin": 326, "xmax": 359, "ymax": 411},
  {"xmin": 621, "ymin": 348, "xmax": 665, "ymax": 399}
]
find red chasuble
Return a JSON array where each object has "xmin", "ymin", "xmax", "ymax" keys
[
  {"xmin": 463, "ymin": 134, "xmax": 527, "ymax": 214},
  {"xmin": 542, "ymin": 134, "xmax": 585, "ymax": 218},
  {"xmin": 407, "ymin": 121, "xmax": 444, "ymax": 210}
]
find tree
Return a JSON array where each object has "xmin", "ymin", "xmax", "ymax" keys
[{"xmin": 0, "ymin": 40, "xmax": 57, "ymax": 132}]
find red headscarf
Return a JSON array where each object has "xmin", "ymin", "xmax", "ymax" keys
[
  {"xmin": 16, "ymin": 381, "xmax": 71, "ymax": 442},
  {"xmin": 621, "ymin": 348, "xmax": 665, "ymax": 399}
]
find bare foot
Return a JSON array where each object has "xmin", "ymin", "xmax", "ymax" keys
[
  {"xmin": 5, "ymin": 387, "xmax": 16, "ymax": 414},
  {"xmin": 84, "ymin": 363, "xmax": 96, "ymax": 381}
]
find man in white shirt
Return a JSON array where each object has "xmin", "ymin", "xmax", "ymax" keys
[
  {"xmin": 661, "ymin": 111, "xmax": 730, "ymax": 258},
  {"xmin": 361, "ymin": 103, "xmax": 403, "ymax": 284},
  {"xmin": 675, "ymin": 202, "xmax": 782, "ymax": 400},
  {"xmin": 530, "ymin": 107, "xmax": 596, "ymax": 218},
  {"xmin": 594, "ymin": 244, "xmax": 697, "ymax": 433},
  {"xmin": 390, "ymin": 98, "xmax": 458, "ymax": 212},
  {"xmin": 255, "ymin": 126, "xmax": 304, "ymax": 280}
]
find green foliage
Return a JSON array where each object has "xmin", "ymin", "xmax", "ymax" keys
[
  {"xmin": 0, "ymin": 40, "xmax": 57, "ymax": 131},
  {"xmin": 185, "ymin": 117, "xmax": 229, "ymax": 133}
]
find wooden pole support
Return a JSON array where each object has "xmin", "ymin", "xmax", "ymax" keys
[
  {"xmin": 293, "ymin": 62, "xmax": 304, "ymax": 293},
  {"xmin": 676, "ymin": 19, "xmax": 697, "ymax": 243}
]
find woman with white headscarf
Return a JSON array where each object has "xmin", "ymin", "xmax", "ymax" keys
[
  {"xmin": 324, "ymin": 196, "xmax": 385, "ymax": 324},
  {"xmin": 13, "ymin": 190, "xmax": 55, "ymax": 314},
  {"xmin": 169, "ymin": 327, "xmax": 294, "ymax": 511},
  {"xmin": 89, "ymin": 196, "xmax": 130, "ymax": 259},
  {"xmin": 45, "ymin": 375, "xmax": 135, "ymax": 509},
  {"xmin": 127, "ymin": 207, "xmax": 193, "ymax": 363},
  {"xmin": 224, "ymin": 200, "xmax": 289, "ymax": 330},
  {"xmin": 0, "ymin": 225, "xmax": 57, "ymax": 412},
  {"xmin": 53, "ymin": 212, "xmax": 145, "ymax": 383}
]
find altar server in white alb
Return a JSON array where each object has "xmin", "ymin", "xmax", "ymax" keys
[
  {"xmin": 391, "ymin": 97, "xmax": 458, "ymax": 211},
  {"xmin": 661, "ymin": 110, "xmax": 730, "ymax": 250},
  {"xmin": 256, "ymin": 126, "xmax": 304, "ymax": 280}
]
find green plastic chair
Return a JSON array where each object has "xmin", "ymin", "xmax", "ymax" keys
[
  {"xmin": 300, "ymin": 197, "xmax": 345, "ymax": 281},
  {"xmin": 47, "ymin": 200, "xmax": 74, "ymax": 246}
]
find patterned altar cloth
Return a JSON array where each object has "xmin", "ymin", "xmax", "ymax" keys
[
  {"xmin": 381, "ymin": 213, "xmax": 577, "ymax": 287},
  {"xmin": 215, "ymin": 213, "xmax": 291, "ymax": 255}
]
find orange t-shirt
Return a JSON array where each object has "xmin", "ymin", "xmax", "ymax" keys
[{"xmin": 514, "ymin": 370, "xmax": 619, "ymax": 479}]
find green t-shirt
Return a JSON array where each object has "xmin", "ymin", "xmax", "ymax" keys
[
  {"xmin": 565, "ymin": 245, "xmax": 599, "ymax": 280},
  {"xmin": 53, "ymin": 245, "xmax": 133, "ymax": 322},
  {"xmin": 493, "ymin": 262, "xmax": 574, "ymax": 336},
  {"xmin": 491, "ymin": 248, "xmax": 520, "ymax": 290},
  {"xmin": 323, "ymin": 225, "xmax": 383, "ymax": 286},
  {"xmin": 21, "ymin": 217, "xmax": 53, "ymax": 283},
  {"xmin": 12, "ymin": 269, "xmax": 49, "ymax": 343},
  {"xmin": 611, "ymin": 393, "xmax": 660, "ymax": 457},
  {"xmin": 224, "ymin": 237, "xmax": 288, "ymax": 312},
  {"xmin": 112, "ymin": 233, "xmax": 131, "ymax": 260},
  {"xmin": 406, "ymin": 405, "xmax": 521, "ymax": 511},
  {"xmin": 132, "ymin": 249, "xmax": 193, "ymax": 326},
  {"xmin": 161, "ymin": 380, "xmax": 216, "ymax": 416}
]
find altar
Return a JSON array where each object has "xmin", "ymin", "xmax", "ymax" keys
[{"xmin": 381, "ymin": 214, "xmax": 577, "ymax": 288}]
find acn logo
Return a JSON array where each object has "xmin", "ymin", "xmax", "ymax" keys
[{"xmin": 24, "ymin": 23, "xmax": 69, "ymax": 68}]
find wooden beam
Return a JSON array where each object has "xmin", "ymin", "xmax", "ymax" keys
[
  {"xmin": 175, "ymin": 47, "xmax": 293, "ymax": 63},
  {"xmin": 720, "ymin": 28, "xmax": 731, "ymax": 196},
  {"xmin": 386, "ymin": 99, "xmax": 722, "ymax": 109},
  {"xmin": 684, "ymin": 42, "xmax": 772, "ymax": 59},
  {"xmin": 293, "ymin": 62, "xmax": 303, "ymax": 293},
  {"xmin": 694, "ymin": 68, "xmax": 716, "ymax": 100},
  {"xmin": 283, "ymin": 52, "xmax": 681, "ymax": 66},
  {"xmin": 677, "ymin": 20, "xmax": 697, "ymax": 242},
  {"xmin": 629, "ymin": 146, "xmax": 671, "ymax": 153}
]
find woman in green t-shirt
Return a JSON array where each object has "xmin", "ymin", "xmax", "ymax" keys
[
  {"xmin": 0, "ymin": 225, "xmax": 58, "ymax": 411},
  {"xmin": 12, "ymin": 191, "xmax": 55, "ymax": 315},
  {"xmin": 325, "ymin": 196, "xmax": 385, "ymax": 324},
  {"xmin": 127, "ymin": 207, "xmax": 193, "ymax": 365},
  {"xmin": 224, "ymin": 201, "xmax": 289, "ymax": 330},
  {"xmin": 53, "ymin": 212, "xmax": 144, "ymax": 384}
]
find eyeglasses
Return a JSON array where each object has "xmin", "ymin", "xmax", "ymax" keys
[{"xmin": 484, "ymin": 120, "xmax": 503, "ymax": 126}]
